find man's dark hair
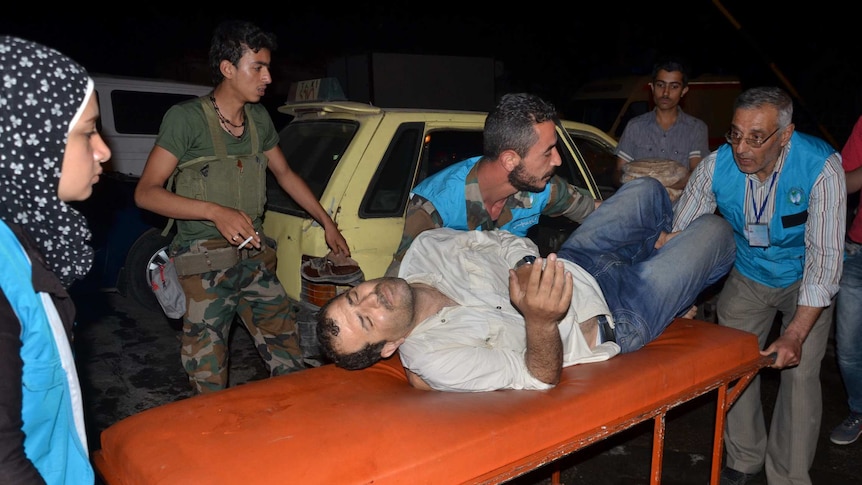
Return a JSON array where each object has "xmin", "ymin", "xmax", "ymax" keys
[
  {"xmin": 208, "ymin": 20, "xmax": 277, "ymax": 85},
  {"xmin": 483, "ymin": 93, "xmax": 558, "ymax": 159},
  {"xmin": 651, "ymin": 56, "xmax": 690, "ymax": 86},
  {"xmin": 316, "ymin": 297, "xmax": 386, "ymax": 370}
]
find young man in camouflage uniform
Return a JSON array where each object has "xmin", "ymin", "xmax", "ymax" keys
[
  {"xmin": 135, "ymin": 20, "xmax": 349, "ymax": 393},
  {"xmin": 385, "ymin": 93, "xmax": 599, "ymax": 276}
]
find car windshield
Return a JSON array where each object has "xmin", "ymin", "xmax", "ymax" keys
[{"xmin": 266, "ymin": 120, "xmax": 358, "ymax": 215}]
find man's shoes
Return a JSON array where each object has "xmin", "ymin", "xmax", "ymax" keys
[
  {"xmin": 300, "ymin": 253, "xmax": 364, "ymax": 285},
  {"xmin": 719, "ymin": 467, "xmax": 757, "ymax": 485},
  {"xmin": 830, "ymin": 411, "xmax": 862, "ymax": 445}
]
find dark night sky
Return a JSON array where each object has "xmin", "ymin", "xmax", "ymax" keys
[{"xmin": 3, "ymin": 2, "xmax": 859, "ymax": 145}]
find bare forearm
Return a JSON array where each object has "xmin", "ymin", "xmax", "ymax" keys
[
  {"xmin": 784, "ymin": 305, "xmax": 821, "ymax": 343},
  {"xmin": 135, "ymin": 184, "xmax": 220, "ymax": 222},
  {"xmin": 846, "ymin": 166, "xmax": 862, "ymax": 194},
  {"xmin": 279, "ymin": 173, "xmax": 335, "ymax": 227},
  {"xmin": 508, "ymin": 256, "xmax": 571, "ymax": 386},
  {"xmin": 524, "ymin": 319, "xmax": 563, "ymax": 385},
  {"xmin": 271, "ymin": 168, "xmax": 350, "ymax": 254},
  {"xmin": 136, "ymin": 182, "xmax": 259, "ymax": 246}
]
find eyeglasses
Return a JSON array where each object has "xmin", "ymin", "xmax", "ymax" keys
[{"xmin": 725, "ymin": 127, "xmax": 781, "ymax": 148}]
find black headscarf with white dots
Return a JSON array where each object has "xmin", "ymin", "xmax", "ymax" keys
[{"xmin": 0, "ymin": 36, "xmax": 94, "ymax": 288}]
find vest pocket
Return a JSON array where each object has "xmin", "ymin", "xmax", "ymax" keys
[
  {"xmin": 174, "ymin": 154, "xmax": 267, "ymax": 219},
  {"xmin": 236, "ymin": 154, "xmax": 267, "ymax": 217}
]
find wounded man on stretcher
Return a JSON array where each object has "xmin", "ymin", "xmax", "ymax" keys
[{"xmin": 317, "ymin": 177, "xmax": 736, "ymax": 392}]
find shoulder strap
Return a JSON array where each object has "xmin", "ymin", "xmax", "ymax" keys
[
  {"xmin": 161, "ymin": 96, "xmax": 221, "ymax": 236},
  {"xmin": 201, "ymin": 95, "xmax": 229, "ymax": 159},
  {"xmin": 245, "ymin": 103, "xmax": 260, "ymax": 154}
]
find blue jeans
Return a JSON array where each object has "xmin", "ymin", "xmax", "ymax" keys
[
  {"xmin": 557, "ymin": 177, "xmax": 736, "ymax": 353},
  {"xmin": 836, "ymin": 239, "xmax": 862, "ymax": 414}
]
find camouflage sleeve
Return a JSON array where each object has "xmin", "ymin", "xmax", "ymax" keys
[
  {"xmin": 541, "ymin": 175, "xmax": 596, "ymax": 223},
  {"xmin": 384, "ymin": 195, "xmax": 443, "ymax": 277}
]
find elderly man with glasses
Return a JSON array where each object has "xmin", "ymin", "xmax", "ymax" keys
[{"xmin": 673, "ymin": 86, "xmax": 845, "ymax": 485}]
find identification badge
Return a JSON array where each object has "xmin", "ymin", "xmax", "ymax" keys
[{"xmin": 747, "ymin": 223, "xmax": 770, "ymax": 247}]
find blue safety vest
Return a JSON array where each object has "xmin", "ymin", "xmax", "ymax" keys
[
  {"xmin": 411, "ymin": 156, "xmax": 553, "ymax": 236},
  {"xmin": 712, "ymin": 132, "xmax": 834, "ymax": 288}
]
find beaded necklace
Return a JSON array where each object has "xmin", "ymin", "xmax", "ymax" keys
[{"xmin": 209, "ymin": 94, "xmax": 245, "ymax": 139}]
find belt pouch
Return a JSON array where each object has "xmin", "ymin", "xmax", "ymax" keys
[{"xmin": 174, "ymin": 244, "xmax": 240, "ymax": 276}]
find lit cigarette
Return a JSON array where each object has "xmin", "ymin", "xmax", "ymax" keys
[{"xmin": 237, "ymin": 235, "xmax": 254, "ymax": 250}]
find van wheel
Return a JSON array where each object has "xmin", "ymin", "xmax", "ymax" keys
[{"xmin": 123, "ymin": 228, "xmax": 183, "ymax": 330}]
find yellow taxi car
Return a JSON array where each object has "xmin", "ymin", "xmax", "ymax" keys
[{"xmin": 263, "ymin": 79, "xmax": 618, "ymax": 311}]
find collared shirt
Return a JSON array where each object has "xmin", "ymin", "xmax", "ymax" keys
[
  {"xmin": 616, "ymin": 107, "xmax": 710, "ymax": 168},
  {"xmin": 673, "ymin": 137, "xmax": 845, "ymax": 307},
  {"xmin": 397, "ymin": 228, "xmax": 619, "ymax": 392}
]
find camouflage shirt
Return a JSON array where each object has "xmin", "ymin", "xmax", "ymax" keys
[{"xmin": 385, "ymin": 161, "xmax": 595, "ymax": 275}]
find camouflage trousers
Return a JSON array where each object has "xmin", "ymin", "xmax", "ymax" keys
[{"xmin": 177, "ymin": 239, "xmax": 303, "ymax": 394}]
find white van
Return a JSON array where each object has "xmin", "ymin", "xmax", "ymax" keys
[{"xmin": 93, "ymin": 74, "xmax": 211, "ymax": 176}]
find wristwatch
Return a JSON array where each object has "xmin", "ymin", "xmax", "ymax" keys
[{"xmin": 514, "ymin": 255, "xmax": 536, "ymax": 270}]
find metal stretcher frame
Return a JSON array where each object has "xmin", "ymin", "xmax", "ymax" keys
[
  {"xmin": 473, "ymin": 352, "xmax": 771, "ymax": 485},
  {"xmin": 92, "ymin": 319, "xmax": 771, "ymax": 485}
]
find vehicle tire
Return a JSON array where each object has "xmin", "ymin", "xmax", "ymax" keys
[{"xmin": 123, "ymin": 228, "xmax": 183, "ymax": 330}]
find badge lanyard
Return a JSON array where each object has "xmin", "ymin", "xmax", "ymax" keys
[
  {"xmin": 750, "ymin": 172, "xmax": 778, "ymax": 223},
  {"xmin": 747, "ymin": 172, "xmax": 777, "ymax": 247}
]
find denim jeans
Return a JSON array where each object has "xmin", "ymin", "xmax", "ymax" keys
[
  {"xmin": 836, "ymin": 239, "xmax": 862, "ymax": 414},
  {"xmin": 557, "ymin": 177, "xmax": 736, "ymax": 353}
]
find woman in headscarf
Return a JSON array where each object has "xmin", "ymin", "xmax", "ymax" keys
[{"xmin": 0, "ymin": 36, "xmax": 110, "ymax": 484}]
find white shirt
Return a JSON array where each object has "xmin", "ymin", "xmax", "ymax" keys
[{"xmin": 398, "ymin": 228, "xmax": 620, "ymax": 392}]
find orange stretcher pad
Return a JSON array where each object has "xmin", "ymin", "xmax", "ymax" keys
[{"xmin": 92, "ymin": 319, "xmax": 771, "ymax": 485}]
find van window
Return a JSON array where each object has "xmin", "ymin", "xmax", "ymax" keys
[{"xmin": 107, "ymin": 90, "xmax": 202, "ymax": 135}]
